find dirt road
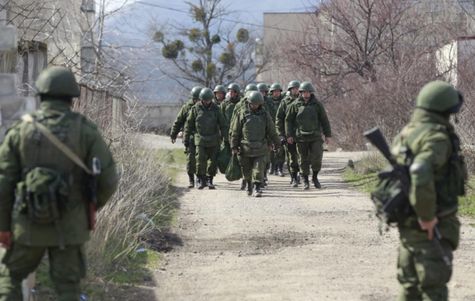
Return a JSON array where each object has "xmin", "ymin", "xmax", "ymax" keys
[{"xmin": 150, "ymin": 138, "xmax": 475, "ymax": 300}]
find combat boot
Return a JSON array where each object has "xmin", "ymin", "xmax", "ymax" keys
[
  {"xmin": 253, "ymin": 182, "xmax": 262, "ymax": 197},
  {"xmin": 246, "ymin": 180, "xmax": 253, "ymax": 196},
  {"xmin": 312, "ymin": 173, "xmax": 321, "ymax": 189},
  {"xmin": 269, "ymin": 164, "xmax": 275, "ymax": 175},
  {"xmin": 198, "ymin": 176, "xmax": 207, "ymax": 190},
  {"xmin": 187, "ymin": 173, "xmax": 195, "ymax": 188},
  {"xmin": 277, "ymin": 164, "xmax": 284, "ymax": 177},
  {"xmin": 240, "ymin": 179, "xmax": 247, "ymax": 190},
  {"xmin": 303, "ymin": 175, "xmax": 310, "ymax": 190},
  {"xmin": 208, "ymin": 176, "xmax": 216, "ymax": 189},
  {"xmin": 290, "ymin": 172, "xmax": 299, "ymax": 188}
]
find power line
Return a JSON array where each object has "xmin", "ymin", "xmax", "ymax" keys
[{"xmin": 135, "ymin": 1, "xmax": 307, "ymax": 33}]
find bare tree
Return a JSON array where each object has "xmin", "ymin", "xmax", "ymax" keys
[
  {"xmin": 284, "ymin": 0, "xmax": 475, "ymax": 149},
  {"xmin": 151, "ymin": 0, "xmax": 266, "ymax": 88}
]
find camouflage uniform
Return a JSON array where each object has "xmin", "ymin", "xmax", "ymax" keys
[
  {"xmin": 391, "ymin": 81, "xmax": 465, "ymax": 301},
  {"xmin": 170, "ymin": 86, "xmax": 202, "ymax": 188},
  {"xmin": 276, "ymin": 80, "xmax": 301, "ymax": 186},
  {"xmin": 230, "ymin": 92, "xmax": 280, "ymax": 197},
  {"xmin": 0, "ymin": 67, "xmax": 118, "ymax": 300},
  {"xmin": 268, "ymin": 83, "xmax": 286, "ymax": 176},
  {"xmin": 285, "ymin": 82, "xmax": 331, "ymax": 189},
  {"xmin": 184, "ymin": 88, "xmax": 226, "ymax": 189}
]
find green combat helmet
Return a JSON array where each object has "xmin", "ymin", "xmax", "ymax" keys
[
  {"xmin": 191, "ymin": 86, "xmax": 202, "ymax": 99},
  {"xmin": 227, "ymin": 83, "xmax": 241, "ymax": 94},
  {"xmin": 246, "ymin": 91, "xmax": 264, "ymax": 105},
  {"xmin": 257, "ymin": 83, "xmax": 268, "ymax": 93},
  {"xmin": 245, "ymin": 83, "xmax": 258, "ymax": 92},
  {"xmin": 299, "ymin": 81, "xmax": 316, "ymax": 93},
  {"xmin": 199, "ymin": 88, "xmax": 214, "ymax": 101},
  {"xmin": 213, "ymin": 85, "xmax": 226, "ymax": 93},
  {"xmin": 269, "ymin": 83, "xmax": 282, "ymax": 92},
  {"xmin": 416, "ymin": 80, "xmax": 463, "ymax": 113},
  {"xmin": 287, "ymin": 80, "xmax": 301, "ymax": 91},
  {"xmin": 35, "ymin": 66, "xmax": 80, "ymax": 97}
]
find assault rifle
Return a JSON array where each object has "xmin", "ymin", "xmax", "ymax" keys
[{"xmin": 364, "ymin": 127, "xmax": 451, "ymax": 267}]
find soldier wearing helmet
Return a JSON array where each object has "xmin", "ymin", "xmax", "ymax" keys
[
  {"xmin": 213, "ymin": 85, "xmax": 226, "ymax": 106},
  {"xmin": 285, "ymin": 81, "xmax": 331, "ymax": 190},
  {"xmin": 170, "ymin": 86, "xmax": 202, "ymax": 188},
  {"xmin": 218, "ymin": 84, "xmax": 241, "ymax": 179},
  {"xmin": 230, "ymin": 91, "xmax": 280, "ymax": 197},
  {"xmin": 390, "ymin": 81, "xmax": 465, "ymax": 300},
  {"xmin": 276, "ymin": 80, "xmax": 302, "ymax": 187},
  {"xmin": 268, "ymin": 83, "xmax": 286, "ymax": 176},
  {"xmin": 257, "ymin": 83, "xmax": 276, "ymax": 186},
  {"xmin": 184, "ymin": 88, "xmax": 226, "ymax": 190},
  {"xmin": 0, "ymin": 66, "xmax": 118, "ymax": 299}
]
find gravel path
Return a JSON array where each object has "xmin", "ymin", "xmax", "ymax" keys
[{"xmin": 147, "ymin": 136, "xmax": 475, "ymax": 301}]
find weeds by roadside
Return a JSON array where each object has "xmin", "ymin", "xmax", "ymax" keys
[{"xmin": 343, "ymin": 153, "xmax": 475, "ymax": 219}]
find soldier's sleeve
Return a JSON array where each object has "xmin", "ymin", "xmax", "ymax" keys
[
  {"xmin": 183, "ymin": 107, "xmax": 196, "ymax": 144},
  {"xmin": 84, "ymin": 122, "xmax": 118, "ymax": 209},
  {"xmin": 217, "ymin": 109, "xmax": 228, "ymax": 142},
  {"xmin": 230, "ymin": 112, "xmax": 242, "ymax": 150},
  {"xmin": 228, "ymin": 107, "xmax": 239, "ymax": 142},
  {"xmin": 275, "ymin": 101, "xmax": 286, "ymax": 137},
  {"xmin": 0, "ymin": 127, "xmax": 22, "ymax": 231},
  {"xmin": 318, "ymin": 102, "xmax": 332, "ymax": 138},
  {"xmin": 265, "ymin": 111, "xmax": 280, "ymax": 146},
  {"xmin": 409, "ymin": 132, "xmax": 451, "ymax": 221},
  {"xmin": 285, "ymin": 104, "xmax": 296, "ymax": 138},
  {"xmin": 170, "ymin": 104, "xmax": 187, "ymax": 139}
]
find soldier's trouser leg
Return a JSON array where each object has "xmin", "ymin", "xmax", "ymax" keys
[
  {"xmin": 296, "ymin": 142, "xmax": 311, "ymax": 176},
  {"xmin": 186, "ymin": 144, "xmax": 196, "ymax": 175},
  {"xmin": 0, "ymin": 243, "xmax": 84, "ymax": 301},
  {"xmin": 276, "ymin": 146, "xmax": 286, "ymax": 166},
  {"xmin": 285, "ymin": 143, "xmax": 299, "ymax": 174},
  {"xmin": 397, "ymin": 239, "xmax": 453, "ymax": 301},
  {"xmin": 309, "ymin": 140, "xmax": 324, "ymax": 174},
  {"xmin": 49, "ymin": 245, "xmax": 85, "ymax": 301},
  {"xmin": 196, "ymin": 145, "xmax": 209, "ymax": 177},
  {"xmin": 270, "ymin": 150, "xmax": 276, "ymax": 168},
  {"xmin": 206, "ymin": 145, "xmax": 219, "ymax": 177},
  {"xmin": 252, "ymin": 156, "xmax": 267, "ymax": 183},
  {"xmin": 240, "ymin": 156, "xmax": 253, "ymax": 182},
  {"xmin": 0, "ymin": 244, "xmax": 43, "ymax": 301}
]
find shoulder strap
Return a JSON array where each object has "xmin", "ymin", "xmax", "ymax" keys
[{"xmin": 21, "ymin": 114, "xmax": 92, "ymax": 175}]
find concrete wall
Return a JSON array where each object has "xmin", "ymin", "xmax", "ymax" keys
[{"xmin": 140, "ymin": 102, "xmax": 182, "ymax": 133}]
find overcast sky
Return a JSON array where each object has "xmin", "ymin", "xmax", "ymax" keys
[{"xmin": 103, "ymin": 0, "xmax": 314, "ymax": 24}]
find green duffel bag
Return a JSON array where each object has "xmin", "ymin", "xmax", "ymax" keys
[
  {"xmin": 225, "ymin": 154, "xmax": 242, "ymax": 181},
  {"xmin": 217, "ymin": 144, "xmax": 231, "ymax": 174}
]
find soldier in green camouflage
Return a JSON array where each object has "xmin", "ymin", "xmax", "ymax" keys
[
  {"xmin": 184, "ymin": 88, "xmax": 226, "ymax": 190},
  {"xmin": 230, "ymin": 92, "xmax": 280, "ymax": 197},
  {"xmin": 213, "ymin": 85, "xmax": 226, "ymax": 106},
  {"xmin": 285, "ymin": 82, "xmax": 331, "ymax": 190},
  {"xmin": 0, "ymin": 66, "xmax": 118, "ymax": 300},
  {"xmin": 170, "ymin": 86, "xmax": 202, "ymax": 188},
  {"xmin": 391, "ymin": 81, "xmax": 465, "ymax": 301},
  {"xmin": 268, "ymin": 83, "xmax": 286, "ymax": 176},
  {"xmin": 227, "ymin": 83, "xmax": 256, "ymax": 191},
  {"xmin": 276, "ymin": 80, "xmax": 301, "ymax": 187},
  {"xmin": 257, "ymin": 83, "xmax": 275, "ymax": 187}
]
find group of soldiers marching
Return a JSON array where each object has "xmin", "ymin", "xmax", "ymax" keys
[{"xmin": 170, "ymin": 80, "xmax": 332, "ymax": 197}]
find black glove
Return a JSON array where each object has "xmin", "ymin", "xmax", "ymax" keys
[
  {"xmin": 184, "ymin": 141, "xmax": 190, "ymax": 148},
  {"xmin": 280, "ymin": 137, "xmax": 287, "ymax": 146}
]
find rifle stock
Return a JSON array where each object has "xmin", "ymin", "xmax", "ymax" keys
[{"xmin": 363, "ymin": 127, "xmax": 397, "ymax": 166}]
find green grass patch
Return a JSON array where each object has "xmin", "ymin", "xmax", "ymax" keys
[
  {"xmin": 156, "ymin": 148, "xmax": 187, "ymax": 179},
  {"xmin": 344, "ymin": 153, "xmax": 475, "ymax": 220}
]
